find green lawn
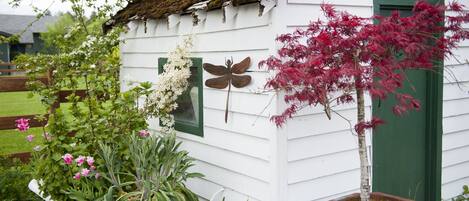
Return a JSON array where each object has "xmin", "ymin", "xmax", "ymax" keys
[{"xmin": 0, "ymin": 92, "xmax": 46, "ymax": 155}]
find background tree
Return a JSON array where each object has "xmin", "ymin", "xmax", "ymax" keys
[
  {"xmin": 261, "ymin": 1, "xmax": 469, "ymax": 201},
  {"xmin": 40, "ymin": 12, "xmax": 106, "ymax": 53}
]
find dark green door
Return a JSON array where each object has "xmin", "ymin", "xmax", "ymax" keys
[{"xmin": 372, "ymin": 1, "xmax": 443, "ymax": 201}]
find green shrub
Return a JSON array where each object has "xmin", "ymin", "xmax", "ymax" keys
[
  {"xmin": 73, "ymin": 134, "xmax": 203, "ymax": 201},
  {"xmin": 453, "ymin": 185, "xmax": 469, "ymax": 201},
  {"xmin": 0, "ymin": 157, "xmax": 42, "ymax": 201}
]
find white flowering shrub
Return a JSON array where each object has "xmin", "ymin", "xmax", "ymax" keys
[{"xmin": 145, "ymin": 37, "xmax": 193, "ymax": 132}]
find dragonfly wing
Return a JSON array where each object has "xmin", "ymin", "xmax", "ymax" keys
[
  {"xmin": 205, "ymin": 75, "xmax": 230, "ymax": 89},
  {"xmin": 231, "ymin": 57, "xmax": 251, "ymax": 74},
  {"xmin": 203, "ymin": 63, "xmax": 229, "ymax": 76},
  {"xmin": 231, "ymin": 75, "xmax": 251, "ymax": 88}
]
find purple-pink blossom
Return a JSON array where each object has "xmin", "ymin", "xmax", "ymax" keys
[
  {"xmin": 15, "ymin": 118, "xmax": 30, "ymax": 132},
  {"xmin": 75, "ymin": 156, "xmax": 86, "ymax": 166},
  {"xmin": 138, "ymin": 130, "xmax": 150, "ymax": 137},
  {"xmin": 81, "ymin": 168, "xmax": 91, "ymax": 177},
  {"xmin": 95, "ymin": 173, "xmax": 100, "ymax": 179},
  {"xmin": 73, "ymin": 172, "xmax": 81, "ymax": 180},
  {"xmin": 62, "ymin": 153, "xmax": 74, "ymax": 165},
  {"xmin": 26, "ymin": 135, "xmax": 34, "ymax": 142},
  {"xmin": 86, "ymin": 156, "xmax": 94, "ymax": 166}
]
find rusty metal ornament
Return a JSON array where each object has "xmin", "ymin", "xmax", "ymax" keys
[{"xmin": 203, "ymin": 57, "xmax": 252, "ymax": 123}]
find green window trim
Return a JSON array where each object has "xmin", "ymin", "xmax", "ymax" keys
[{"xmin": 158, "ymin": 57, "xmax": 204, "ymax": 137}]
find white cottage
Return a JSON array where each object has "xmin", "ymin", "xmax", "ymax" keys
[{"xmin": 113, "ymin": 0, "xmax": 469, "ymax": 200}]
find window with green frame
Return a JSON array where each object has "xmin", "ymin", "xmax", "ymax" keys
[{"xmin": 158, "ymin": 57, "xmax": 204, "ymax": 137}]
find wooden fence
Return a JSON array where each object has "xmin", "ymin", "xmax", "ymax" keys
[{"xmin": 0, "ymin": 63, "xmax": 87, "ymax": 162}]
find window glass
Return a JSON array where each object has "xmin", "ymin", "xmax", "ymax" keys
[
  {"xmin": 158, "ymin": 57, "xmax": 203, "ymax": 136},
  {"xmin": 172, "ymin": 66, "xmax": 199, "ymax": 126}
]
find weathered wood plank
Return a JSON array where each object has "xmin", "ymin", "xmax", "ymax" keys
[
  {"xmin": 0, "ymin": 114, "xmax": 46, "ymax": 130},
  {"xmin": 8, "ymin": 152, "xmax": 32, "ymax": 163},
  {"xmin": 0, "ymin": 69, "xmax": 22, "ymax": 73},
  {"xmin": 0, "ymin": 62, "xmax": 15, "ymax": 67},
  {"xmin": 58, "ymin": 90, "xmax": 87, "ymax": 102},
  {"xmin": 0, "ymin": 76, "xmax": 48, "ymax": 92}
]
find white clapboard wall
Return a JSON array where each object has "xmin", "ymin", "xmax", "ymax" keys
[
  {"xmin": 120, "ymin": 0, "xmax": 469, "ymax": 200},
  {"xmin": 120, "ymin": 3, "xmax": 279, "ymax": 201},
  {"xmin": 442, "ymin": 0, "xmax": 469, "ymax": 199}
]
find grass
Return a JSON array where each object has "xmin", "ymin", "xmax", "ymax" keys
[
  {"xmin": 0, "ymin": 92, "xmax": 46, "ymax": 116},
  {"xmin": 0, "ymin": 92, "xmax": 46, "ymax": 155},
  {"xmin": 0, "ymin": 128, "xmax": 45, "ymax": 155}
]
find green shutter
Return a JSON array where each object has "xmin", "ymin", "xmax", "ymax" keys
[{"xmin": 158, "ymin": 57, "xmax": 204, "ymax": 137}]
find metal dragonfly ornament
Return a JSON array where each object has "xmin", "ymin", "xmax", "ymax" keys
[{"xmin": 203, "ymin": 57, "xmax": 252, "ymax": 123}]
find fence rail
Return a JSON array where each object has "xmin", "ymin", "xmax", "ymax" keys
[{"xmin": 0, "ymin": 63, "xmax": 88, "ymax": 162}]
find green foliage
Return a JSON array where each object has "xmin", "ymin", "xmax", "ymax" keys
[
  {"xmin": 98, "ymin": 135, "xmax": 202, "ymax": 201},
  {"xmin": 15, "ymin": 26, "xmax": 153, "ymax": 200},
  {"xmin": 453, "ymin": 185, "xmax": 469, "ymax": 201},
  {"xmin": 0, "ymin": 156, "xmax": 42, "ymax": 201},
  {"xmin": 0, "ymin": 34, "xmax": 19, "ymax": 44},
  {"xmin": 40, "ymin": 13, "xmax": 106, "ymax": 53},
  {"xmin": 11, "ymin": 0, "xmax": 201, "ymax": 200},
  {"xmin": 12, "ymin": 3, "xmax": 200, "ymax": 201}
]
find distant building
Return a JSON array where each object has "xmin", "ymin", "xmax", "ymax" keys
[{"xmin": 0, "ymin": 14, "xmax": 57, "ymax": 63}]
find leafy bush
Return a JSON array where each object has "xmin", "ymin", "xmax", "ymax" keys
[
  {"xmin": 86, "ymin": 135, "xmax": 202, "ymax": 201},
  {"xmin": 0, "ymin": 157, "xmax": 42, "ymax": 201},
  {"xmin": 40, "ymin": 13, "xmax": 106, "ymax": 53},
  {"xmin": 453, "ymin": 185, "xmax": 469, "ymax": 201},
  {"xmin": 14, "ymin": 15, "xmax": 200, "ymax": 201}
]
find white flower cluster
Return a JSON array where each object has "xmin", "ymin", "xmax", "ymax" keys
[
  {"xmin": 69, "ymin": 28, "xmax": 121, "ymax": 65},
  {"xmin": 146, "ymin": 37, "xmax": 193, "ymax": 133}
]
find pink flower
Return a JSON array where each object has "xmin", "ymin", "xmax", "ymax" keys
[
  {"xmin": 26, "ymin": 135, "xmax": 34, "ymax": 142},
  {"xmin": 95, "ymin": 173, "xmax": 100, "ymax": 179},
  {"xmin": 81, "ymin": 168, "xmax": 91, "ymax": 177},
  {"xmin": 138, "ymin": 130, "xmax": 150, "ymax": 137},
  {"xmin": 86, "ymin": 156, "xmax": 94, "ymax": 166},
  {"xmin": 90, "ymin": 165, "xmax": 96, "ymax": 170},
  {"xmin": 75, "ymin": 155, "xmax": 86, "ymax": 166},
  {"xmin": 43, "ymin": 132, "xmax": 52, "ymax": 141},
  {"xmin": 62, "ymin": 153, "xmax": 74, "ymax": 165},
  {"xmin": 15, "ymin": 118, "xmax": 30, "ymax": 132},
  {"xmin": 73, "ymin": 172, "xmax": 81, "ymax": 180}
]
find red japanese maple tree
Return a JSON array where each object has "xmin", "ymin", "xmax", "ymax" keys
[{"xmin": 261, "ymin": 1, "xmax": 469, "ymax": 200}]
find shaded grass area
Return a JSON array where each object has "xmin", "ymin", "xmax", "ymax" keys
[
  {"xmin": 0, "ymin": 92, "xmax": 46, "ymax": 116},
  {"xmin": 0, "ymin": 91, "xmax": 88, "ymax": 155},
  {"xmin": 0, "ymin": 92, "xmax": 46, "ymax": 155},
  {"xmin": 0, "ymin": 128, "xmax": 44, "ymax": 155}
]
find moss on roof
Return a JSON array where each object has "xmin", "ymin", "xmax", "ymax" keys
[
  {"xmin": 206, "ymin": 0, "xmax": 259, "ymax": 10},
  {"xmin": 108, "ymin": 0, "xmax": 198, "ymax": 28},
  {"xmin": 106, "ymin": 0, "xmax": 259, "ymax": 30}
]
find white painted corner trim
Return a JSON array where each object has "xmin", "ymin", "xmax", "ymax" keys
[{"xmin": 28, "ymin": 179, "xmax": 53, "ymax": 201}]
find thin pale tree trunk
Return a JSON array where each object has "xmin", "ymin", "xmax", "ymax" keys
[{"xmin": 356, "ymin": 87, "xmax": 371, "ymax": 201}]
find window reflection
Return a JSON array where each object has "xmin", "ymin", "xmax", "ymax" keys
[{"xmin": 173, "ymin": 66, "xmax": 199, "ymax": 125}]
